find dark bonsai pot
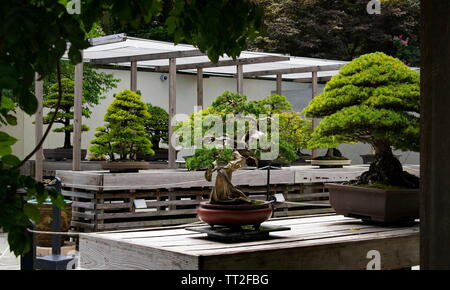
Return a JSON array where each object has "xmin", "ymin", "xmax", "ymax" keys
[
  {"xmin": 101, "ymin": 161, "xmax": 150, "ymax": 173},
  {"xmin": 197, "ymin": 201, "xmax": 272, "ymax": 229},
  {"xmin": 44, "ymin": 148, "xmax": 87, "ymax": 161},
  {"xmin": 311, "ymin": 158, "xmax": 351, "ymax": 168},
  {"xmin": 326, "ymin": 183, "xmax": 419, "ymax": 223},
  {"xmin": 360, "ymin": 154, "xmax": 400, "ymax": 164},
  {"xmin": 137, "ymin": 148, "xmax": 168, "ymax": 161}
]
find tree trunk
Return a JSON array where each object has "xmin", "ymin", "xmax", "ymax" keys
[
  {"xmin": 356, "ymin": 141, "xmax": 419, "ymax": 188},
  {"xmin": 63, "ymin": 119, "xmax": 71, "ymax": 148}
]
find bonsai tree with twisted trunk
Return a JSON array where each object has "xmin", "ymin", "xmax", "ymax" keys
[
  {"xmin": 89, "ymin": 89, "xmax": 154, "ymax": 161},
  {"xmin": 303, "ymin": 52, "xmax": 420, "ymax": 188}
]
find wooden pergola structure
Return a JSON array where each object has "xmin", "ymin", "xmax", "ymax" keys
[{"xmin": 33, "ymin": 36, "xmax": 347, "ymax": 179}]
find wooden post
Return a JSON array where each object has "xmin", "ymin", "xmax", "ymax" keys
[
  {"xmin": 72, "ymin": 52, "xmax": 83, "ymax": 171},
  {"xmin": 311, "ymin": 71, "xmax": 318, "ymax": 159},
  {"xmin": 197, "ymin": 68, "xmax": 204, "ymax": 108},
  {"xmin": 130, "ymin": 61, "xmax": 137, "ymax": 92},
  {"xmin": 420, "ymin": 0, "xmax": 450, "ymax": 270},
  {"xmin": 34, "ymin": 74, "xmax": 44, "ymax": 182},
  {"xmin": 168, "ymin": 58, "xmax": 177, "ymax": 169},
  {"xmin": 236, "ymin": 64, "xmax": 243, "ymax": 94},
  {"xmin": 276, "ymin": 74, "xmax": 282, "ymax": 95}
]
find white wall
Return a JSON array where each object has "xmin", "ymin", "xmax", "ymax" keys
[{"xmin": 6, "ymin": 67, "xmax": 419, "ymax": 165}]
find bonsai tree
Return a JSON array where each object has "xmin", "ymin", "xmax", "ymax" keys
[
  {"xmin": 43, "ymin": 78, "xmax": 89, "ymax": 148},
  {"xmin": 176, "ymin": 91, "xmax": 303, "ymax": 168},
  {"xmin": 89, "ymin": 89, "xmax": 154, "ymax": 161},
  {"xmin": 279, "ymin": 111, "xmax": 312, "ymax": 157},
  {"xmin": 303, "ymin": 52, "xmax": 419, "ymax": 188},
  {"xmin": 144, "ymin": 103, "xmax": 169, "ymax": 150}
]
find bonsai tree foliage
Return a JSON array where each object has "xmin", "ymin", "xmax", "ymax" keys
[
  {"xmin": 43, "ymin": 78, "xmax": 90, "ymax": 148},
  {"xmin": 89, "ymin": 90, "xmax": 154, "ymax": 161},
  {"xmin": 145, "ymin": 103, "xmax": 169, "ymax": 149},
  {"xmin": 178, "ymin": 91, "xmax": 306, "ymax": 170},
  {"xmin": 279, "ymin": 111, "xmax": 312, "ymax": 157},
  {"xmin": 303, "ymin": 52, "xmax": 419, "ymax": 188}
]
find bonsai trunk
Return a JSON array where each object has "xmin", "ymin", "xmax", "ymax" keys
[
  {"xmin": 356, "ymin": 141, "xmax": 419, "ymax": 188},
  {"xmin": 63, "ymin": 118, "xmax": 71, "ymax": 148}
]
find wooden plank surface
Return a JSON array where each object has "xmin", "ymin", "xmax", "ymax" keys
[{"xmin": 80, "ymin": 214, "xmax": 419, "ymax": 270}]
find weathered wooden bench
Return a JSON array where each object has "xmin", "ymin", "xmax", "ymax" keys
[{"xmin": 79, "ymin": 214, "xmax": 419, "ymax": 270}]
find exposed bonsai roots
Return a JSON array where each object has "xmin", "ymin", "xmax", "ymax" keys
[{"xmin": 354, "ymin": 152, "xmax": 419, "ymax": 189}]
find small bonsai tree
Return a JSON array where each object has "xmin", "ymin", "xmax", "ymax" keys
[
  {"xmin": 279, "ymin": 111, "xmax": 312, "ymax": 157},
  {"xmin": 144, "ymin": 103, "xmax": 169, "ymax": 150},
  {"xmin": 89, "ymin": 90, "xmax": 154, "ymax": 161},
  {"xmin": 303, "ymin": 52, "xmax": 419, "ymax": 188},
  {"xmin": 43, "ymin": 78, "xmax": 89, "ymax": 148}
]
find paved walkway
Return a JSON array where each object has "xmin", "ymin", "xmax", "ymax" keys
[{"xmin": 0, "ymin": 233, "xmax": 20, "ymax": 270}]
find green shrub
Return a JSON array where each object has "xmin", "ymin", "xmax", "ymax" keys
[{"xmin": 89, "ymin": 90, "xmax": 154, "ymax": 161}]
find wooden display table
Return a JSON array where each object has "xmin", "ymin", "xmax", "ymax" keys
[{"xmin": 79, "ymin": 214, "xmax": 419, "ymax": 270}]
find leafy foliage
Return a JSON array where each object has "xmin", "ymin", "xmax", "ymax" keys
[
  {"xmin": 178, "ymin": 91, "xmax": 309, "ymax": 169},
  {"xmin": 279, "ymin": 112, "xmax": 312, "ymax": 155},
  {"xmin": 89, "ymin": 90, "xmax": 154, "ymax": 160},
  {"xmin": 145, "ymin": 103, "xmax": 169, "ymax": 149},
  {"xmin": 185, "ymin": 148, "xmax": 234, "ymax": 170},
  {"xmin": 252, "ymin": 0, "xmax": 420, "ymax": 66},
  {"xmin": 304, "ymin": 52, "xmax": 419, "ymax": 152},
  {"xmin": 0, "ymin": 0, "xmax": 265, "ymax": 256},
  {"xmin": 0, "ymin": 156, "xmax": 65, "ymax": 256},
  {"xmin": 303, "ymin": 52, "xmax": 420, "ymax": 187}
]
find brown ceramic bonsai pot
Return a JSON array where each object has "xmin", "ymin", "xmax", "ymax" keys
[
  {"xmin": 101, "ymin": 161, "xmax": 150, "ymax": 173},
  {"xmin": 326, "ymin": 183, "xmax": 419, "ymax": 223},
  {"xmin": 197, "ymin": 201, "xmax": 272, "ymax": 229}
]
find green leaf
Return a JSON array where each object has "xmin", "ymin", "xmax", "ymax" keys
[
  {"xmin": 23, "ymin": 203, "xmax": 41, "ymax": 222},
  {"xmin": 2, "ymin": 154, "xmax": 21, "ymax": 166}
]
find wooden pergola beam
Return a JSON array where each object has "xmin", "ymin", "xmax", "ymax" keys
[
  {"xmin": 311, "ymin": 71, "xmax": 319, "ymax": 159},
  {"xmin": 34, "ymin": 74, "xmax": 44, "ymax": 182},
  {"xmin": 90, "ymin": 49, "xmax": 205, "ymax": 65},
  {"xmin": 72, "ymin": 52, "xmax": 83, "ymax": 171},
  {"xmin": 154, "ymin": 55, "xmax": 289, "ymax": 72},
  {"xmin": 293, "ymin": 76, "xmax": 333, "ymax": 83},
  {"xmin": 130, "ymin": 61, "xmax": 137, "ymax": 92},
  {"xmin": 243, "ymin": 64, "xmax": 345, "ymax": 78},
  {"xmin": 197, "ymin": 68, "xmax": 203, "ymax": 108},
  {"xmin": 236, "ymin": 64, "xmax": 244, "ymax": 94},
  {"xmin": 168, "ymin": 58, "xmax": 177, "ymax": 169}
]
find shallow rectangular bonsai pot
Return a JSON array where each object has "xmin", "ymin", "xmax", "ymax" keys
[{"xmin": 326, "ymin": 183, "xmax": 419, "ymax": 223}]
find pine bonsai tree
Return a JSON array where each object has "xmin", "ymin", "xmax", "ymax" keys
[
  {"xmin": 303, "ymin": 52, "xmax": 420, "ymax": 188},
  {"xmin": 144, "ymin": 103, "xmax": 169, "ymax": 149},
  {"xmin": 89, "ymin": 89, "xmax": 154, "ymax": 161},
  {"xmin": 43, "ymin": 78, "xmax": 89, "ymax": 148}
]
